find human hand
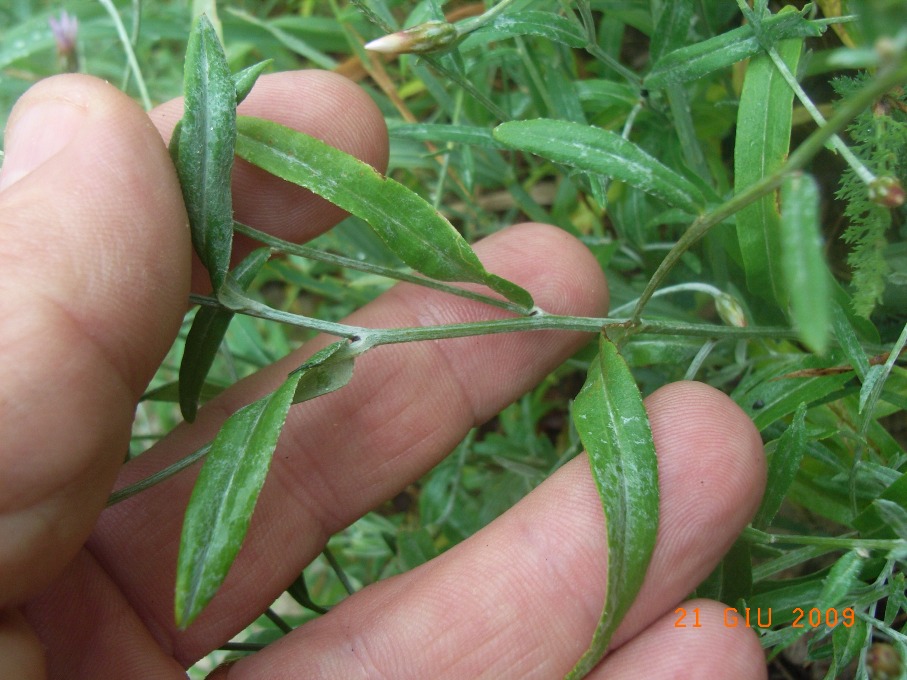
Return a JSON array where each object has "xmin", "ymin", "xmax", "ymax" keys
[{"xmin": 0, "ymin": 72, "xmax": 767, "ymax": 679}]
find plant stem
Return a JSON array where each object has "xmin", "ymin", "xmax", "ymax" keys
[
  {"xmin": 233, "ymin": 222, "xmax": 527, "ymax": 315},
  {"xmin": 98, "ymin": 0, "xmax": 152, "ymax": 110},
  {"xmin": 107, "ymin": 442, "xmax": 211, "ymax": 506},
  {"xmin": 743, "ymin": 526, "xmax": 904, "ymax": 552},
  {"xmin": 190, "ymin": 293, "xmax": 797, "ymax": 346},
  {"xmin": 631, "ymin": 50, "xmax": 907, "ymax": 321},
  {"xmin": 322, "ymin": 546, "xmax": 355, "ymax": 595},
  {"xmin": 766, "ymin": 46, "xmax": 876, "ymax": 184}
]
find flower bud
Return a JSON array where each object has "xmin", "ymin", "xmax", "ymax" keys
[
  {"xmin": 715, "ymin": 293, "xmax": 747, "ymax": 328},
  {"xmin": 365, "ymin": 20, "xmax": 459, "ymax": 55}
]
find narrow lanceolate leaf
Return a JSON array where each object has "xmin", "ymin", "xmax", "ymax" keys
[
  {"xmin": 734, "ymin": 36, "xmax": 803, "ymax": 307},
  {"xmin": 753, "ymin": 402, "xmax": 807, "ymax": 529},
  {"xmin": 179, "ymin": 248, "xmax": 270, "ymax": 422},
  {"xmin": 175, "ymin": 369, "xmax": 302, "ymax": 629},
  {"xmin": 235, "ymin": 117, "xmax": 533, "ymax": 310},
  {"xmin": 566, "ymin": 334, "xmax": 659, "ymax": 679},
  {"xmin": 177, "ymin": 14, "xmax": 237, "ymax": 291},
  {"xmin": 644, "ymin": 10, "xmax": 823, "ymax": 89},
  {"xmin": 494, "ymin": 119, "xmax": 706, "ymax": 214},
  {"xmin": 781, "ymin": 173, "xmax": 831, "ymax": 354}
]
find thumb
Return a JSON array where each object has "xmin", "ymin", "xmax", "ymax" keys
[{"xmin": 0, "ymin": 74, "xmax": 190, "ymax": 606}]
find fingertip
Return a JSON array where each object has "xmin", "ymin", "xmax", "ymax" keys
[
  {"xmin": 478, "ymin": 222, "xmax": 609, "ymax": 318},
  {"xmin": 647, "ymin": 381, "xmax": 766, "ymax": 531},
  {"xmin": 594, "ymin": 599, "xmax": 767, "ymax": 680}
]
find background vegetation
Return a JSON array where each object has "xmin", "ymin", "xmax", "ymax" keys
[{"xmin": 2, "ymin": 1, "xmax": 906, "ymax": 678}]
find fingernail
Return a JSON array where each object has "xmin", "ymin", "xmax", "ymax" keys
[{"xmin": 0, "ymin": 96, "xmax": 88, "ymax": 191}]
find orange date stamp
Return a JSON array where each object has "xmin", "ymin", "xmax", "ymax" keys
[{"xmin": 674, "ymin": 606, "xmax": 857, "ymax": 629}]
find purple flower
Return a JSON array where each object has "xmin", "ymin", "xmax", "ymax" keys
[{"xmin": 49, "ymin": 10, "xmax": 79, "ymax": 56}]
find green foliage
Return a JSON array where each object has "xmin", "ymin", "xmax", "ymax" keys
[
  {"xmin": 5, "ymin": 1, "xmax": 906, "ymax": 678},
  {"xmin": 833, "ymin": 73, "xmax": 907, "ymax": 318}
]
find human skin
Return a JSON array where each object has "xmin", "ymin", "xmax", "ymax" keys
[{"xmin": 0, "ymin": 71, "xmax": 767, "ymax": 679}]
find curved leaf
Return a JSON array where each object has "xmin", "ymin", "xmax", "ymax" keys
[
  {"xmin": 175, "ymin": 369, "xmax": 302, "ymax": 629},
  {"xmin": 176, "ymin": 14, "xmax": 236, "ymax": 292},
  {"xmin": 235, "ymin": 117, "xmax": 532, "ymax": 310},
  {"xmin": 494, "ymin": 119, "xmax": 706, "ymax": 214},
  {"xmin": 566, "ymin": 334, "xmax": 659, "ymax": 678}
]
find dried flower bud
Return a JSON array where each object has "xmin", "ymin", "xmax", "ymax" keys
[
  {"xmin": 868, "ymin": 176, "xmax": 906, "ymax": 208},
  {"xmin": 48, "ymin": 10, "xmax": 79, "ymax": 73},
  {"xmin": 364, "ymin": 20, "xmax": 459, "ymax": 55},
  {"xmin": 715, "ymin": 293, "xmax": 747, "ymax": 328}
]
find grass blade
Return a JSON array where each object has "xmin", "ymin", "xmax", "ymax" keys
[
  {"xmin": 235, "ymin": 116, "xmax": 532, "ymax": 310},
  {"xmin": 177, "ymin": 14, "xmax": 236, "ymax": 292},
  {"xmin": 566, "ymin": 334, "xmax": 659, "ymax": 678},
  {"xmin": 494, "ymin": 119, "xmax": 707, "ymax": 214},
  {"xmin": 781, "ymin": 172, "xmax": 831, "ymax": 354},
  {"xmin": 753, "ymin": 402, "xmax": 808, "ymax": 529},
  {"xmin": 734, "ymin": 35, "xmax": 803, "ymax": 307}
]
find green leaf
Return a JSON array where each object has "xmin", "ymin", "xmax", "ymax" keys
[
  {"xmin": 753, "ymin": 403, "xmax": 808, "ymax": 529},
  {"xmin": 177, "ymin": 14, "xmax": 237, "ymax": 291},
  {"xmin": 853, "ymin": 471, "xmax": 907, "ymax": 538},
  {"xmin": 818, "ymin": 551, "xmax": 864, "ymax": 607},
  {"xmin": 873, "ymin": 499, "xmax": 907, "ymax": 542},
  {"xmin": 179, "ymin": 248, "xmax": 270, "ymax": 422},
  {"xmin": 781, "ymin": 172, "xmax": 831, "ymax": 353},
  {"xmin": 828, "ymin": 617, "xmax": 869, "ymax": 680},
  {"xmin": 644, "ymin": 9, "xmax": 823, "ymax": 89},
  {"xmin": 175, "ymin": 369, "xmax": 302, "ymax": 629},
  {"xmin": 494, "ymin": 119, "xmax": 706, "ymax": 214},
  {"xmin": 235, "ymin": 117, "xmax": 532, "ymax": 310},
  {"xmin": 649, "ymin": 0, "xmax": 694, "ymax": 64},
  {"xmin": 233, "ymin": 59, "xmax": 273, "ymax": 104},
  {"xmin": 386, "ymin": 121, "xmax": 502, "ymax": 148},
  {"xmin": 566, "ymin": 334, "xmax": 659, "ymax": 678},
  {"xmin": 734, "ymin": 36, "xmax": 803, "ymax": 306},
  {"xmin": 290, "ymin": 341, "xmax": 355, "ymax": 404},
  {"xmin": 696, "ymin": 539, "xmax": 753, "ymax": 604},
  {"xmin": 736, "ymin": 369, "xmax": 851, "ymax": 431},
  {"xmin": 860, "ymin": 364, "xmax": 887, "ymax": 414},
  {"xmin": 831, "ymin": 301, "xmax": 871, "ymax": 380},
  {"xmin": 465, "ymin": 11, "xmax": 586, "ymax": 48}
]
